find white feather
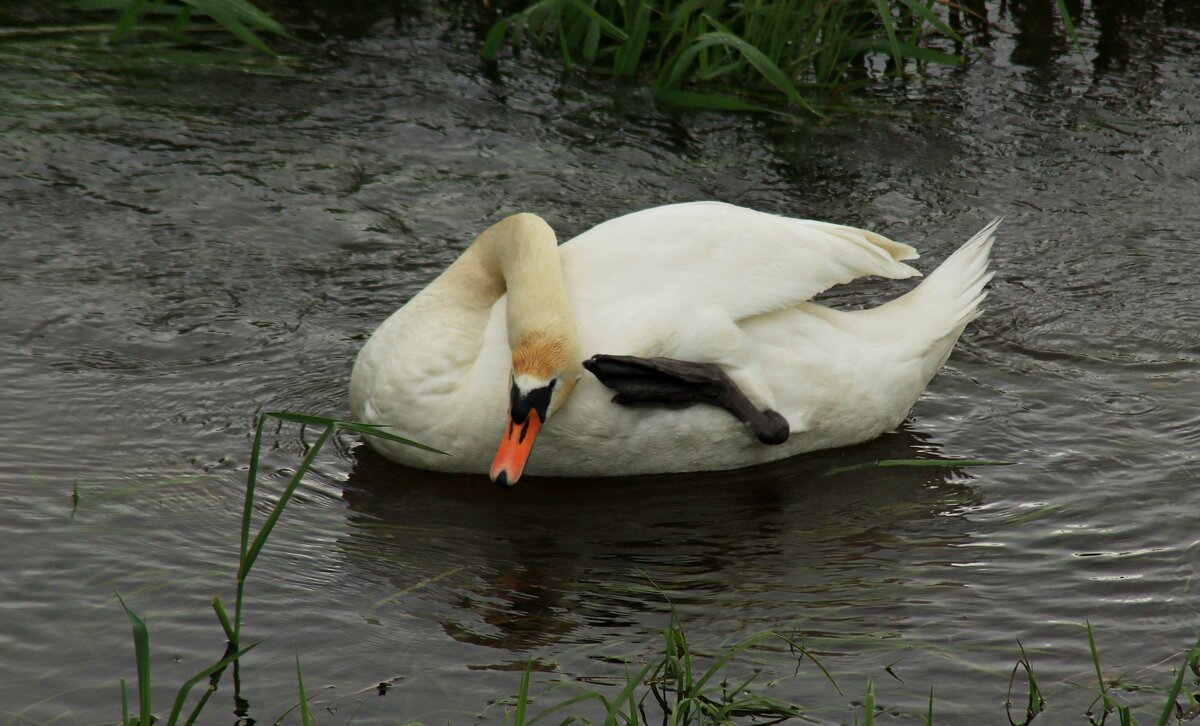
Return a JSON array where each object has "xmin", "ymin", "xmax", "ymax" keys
[{"xmin": 350, "ymin": 203, "xmax": 999, "ymax": 477}]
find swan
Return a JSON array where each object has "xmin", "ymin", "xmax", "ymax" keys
[{"xmin": 350, "ymin": 202, "xmax": 998, "ymax": 486}]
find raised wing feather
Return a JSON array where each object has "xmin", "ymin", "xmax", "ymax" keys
[{"xmin": 559, "ymin": 202, "xmax": 921, "ymax": 345}]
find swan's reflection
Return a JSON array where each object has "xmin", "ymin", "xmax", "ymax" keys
[{"xmin": 338, "ymin": 424, "xmax": 984, "ymax": 652}]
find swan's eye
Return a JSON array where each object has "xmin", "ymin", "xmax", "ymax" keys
[{"xmin": 547, "ymin": 379, "xmax": 557, "ymax": 391}]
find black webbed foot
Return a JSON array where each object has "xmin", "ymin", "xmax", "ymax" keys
[{"xmin": 582, "ymin": 354, "xmax": 789, "ymax": 445}]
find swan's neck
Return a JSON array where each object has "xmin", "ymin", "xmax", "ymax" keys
[{"xmin": 435, "ymin": 213, "xmax": 579, "ymax": 372}]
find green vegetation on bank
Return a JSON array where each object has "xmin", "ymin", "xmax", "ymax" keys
[
  {"xmin": 502, "ymin": 619, "xmax": 821, "ymax": 723},
  {"xmin": 6, "ymin": 0, "xmax": 1091, "ymax": 113},
  {"xmin": 481, "ymin": 0, "xmax": 965, "ymax": 115},
  {"xmin": 61, "ymin": 0, "xmax": 292, "ymax": 52}
]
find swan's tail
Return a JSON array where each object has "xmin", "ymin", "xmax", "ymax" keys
[{"xmin": 870, "ymin": 218, "xmax": 1000, "ymax": 374}]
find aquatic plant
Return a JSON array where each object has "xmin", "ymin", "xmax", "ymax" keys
[
  {"xmin": 481, "ymin": 0, "xmax": 1092, "ymax": 114},
  {"xmin": 481, "ymin": 0, "xmax": 967, "ymax": 114},
  {"xmin": 500, "ymin": 618, "xmax": 818, "ymax": 724},
  {"xmin": 499, "ymin": 626, "xmax": 1200, "ymax": 725},
  {"xmin": 228, "ymin": 412, "xmax": 439, "ymax": 647},
  {"xmin": 27, "ymin": 0, "xmax": 1085, "ymax": 111},
  {"xmin": 114, "ymin": 411, "xmax": 433, "ymax": 725},
  {"xmin": 1080, "ymin": 623, "xmax": 1200, "ymax": 726},
  {"xmin": 71, "ymin": 0, "xmax": 289, "ymax": 52},
  {"xmin": 116, "ymin": 593, "xmax": 257, "ymax": 726}
]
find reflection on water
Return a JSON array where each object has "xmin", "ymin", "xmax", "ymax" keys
[
  {"xmin": 339, "ymin": 428, "xmax": 982, "ymax": 654},
  {"xmin": 1, "ymin": 0, "xmax": 1199, "ymax": 723}
]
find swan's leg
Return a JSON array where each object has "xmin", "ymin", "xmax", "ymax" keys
[{"xmin": 582, "ymin": 354, "xmax": 790, "ymax": 445}]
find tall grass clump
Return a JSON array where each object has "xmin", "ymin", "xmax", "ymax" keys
[
  {"xmin": 502, "ymin": 614, "xmax": 822, "ymax": 724},
  {"xmin": 70, "ymin": 0, "xmax": 289, "ymax": 53},
  {"xmin": 482, "ymin": 0, "xmax": 966, "ymax": 114},
  {"xmin": 1080, "ymin": 623, "xmax": 1200, "ymax": 726}
]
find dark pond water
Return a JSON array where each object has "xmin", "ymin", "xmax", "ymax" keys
[{"xmin": 2, "ymin": 1, "xmax": 1199, "ymax": 723}]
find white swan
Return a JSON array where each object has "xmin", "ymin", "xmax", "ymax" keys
[{"xmin": 350, "ymin": 202, "xmax": 998, "ymax": 485}]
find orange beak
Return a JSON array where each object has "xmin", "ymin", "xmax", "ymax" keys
[{"xmin": 489, "ymin": 409, "xmax": 543, "ymax": 487}]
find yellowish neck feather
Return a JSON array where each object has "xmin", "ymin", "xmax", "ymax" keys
[{"xmin": 449, "ymin": 213, "xmax": 581, "ymax": 381}]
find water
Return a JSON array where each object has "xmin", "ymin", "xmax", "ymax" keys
[{"xmin": 1, "ymin": 2, "xmax": 1198, "ymax": 723}]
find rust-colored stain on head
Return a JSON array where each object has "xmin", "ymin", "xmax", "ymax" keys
[{"xmin": 511, "ymin": 330, "xmax": 573, "ymax": 379}]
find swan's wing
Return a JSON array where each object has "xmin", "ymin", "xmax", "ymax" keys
[{"xmin": 560, "ymin": 201, "xmax": 920, "ymax": 330}]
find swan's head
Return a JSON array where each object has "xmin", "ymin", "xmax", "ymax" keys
[{"xmin": 489, "ymin": 331, "xmax": 581, "ymax": 487}]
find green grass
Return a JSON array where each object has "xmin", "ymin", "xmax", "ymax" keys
[
  {"xmin": 1078, "ymin": 623, "xmax": 1200, "ymax": 726},
  {"xmin": 1007, "ymin": 640, "xmax": 1046, "ymax": 725},
  {"xmin": 112, "ymin": 411, "xmax": 433, "ymax": 725},
  {"xmin": 116, "ymin": 592, "xmax": 257, "ymax": 726},
  {"xmin": 482, "ymin": 0, "xmax": 967, "ymax": 115},
  {"xmin": 232, "ymin": 411, "xmax": 440, "ymax": 648},
  {"xmin": 479, "ymin": 0, "xmax": 1101, "ymax": 114},
  {"xmin": 501, "ymin": 619, "xmax": 818, "ymax": 724},
  {"xmin": 63, "ymin": 0, "xmax": 291, "ymax": 53},
  {"xmin": 21, "ymin": 0, "xmax": 1090, "ymax": 113},
  {"xmin": 297, "ymin": 655, "xmax": 316, "ymax": 726},
  {"xmin": 108, "ymin": 410, "xmax": 1200, "ymax": 724}
]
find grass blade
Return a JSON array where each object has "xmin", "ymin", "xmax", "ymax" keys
[
  {"xmin": 1155, "ymin": 633, "xmax": 1200, "ymax": 726},
  {"xmin": 513, "ymin": 659, "xmax": 532, "ymax": 725},
  {"xmin": 233, "ymin": 411, "xmax": 438, "ymax": 645},
  {"xmin": 241, "ymin": 424, "xmax": 334, "ymax": 578},
  {"xmin": 691, "ymin": 631, "xmax": 775, "ymax": 693},
  {"xmin": 166, "ymin": 642, "xmax": 260, "ymax": 725},
  {"xmin": 116, "ymin": 593, "xmax": 153, "ymax": 726},
  {"xmin": 529, "ymin": 691, "xmax": 611, "ymax": 724},
  {"xmin": 613, "ymin": 0, "xmax": 651, "ymax": 77},
  {"xmin": 777, "ymin": 631, "xmax": 842, "ymax": 695},
  {"xmin": 212, "ymin": 596, "xmax": 235, "ymax": 643},
  {"xmin": 232, "ymin": 412, "xmax": 269, "ymax": 644},
  {"xmin": 181, "ymin": 689, "xmax": 215, "ymax": 726},
  {"xmin": 1054, "ymin": 0, "xmax": 1084, "ymax": 59},
  {"xmin": 894, "ymin": 0, "xmax": 965, "ymax": 44},
  {"xmin": 240, "ymin": 413, "xmax": 269, "ymax": 566},
  {"xmin": 215, "ymin": 0, "xmax": 284, "ymax": 34},
  {"xmin": 606, "ymin": 660, "xmax": 659, "ymax": 724},
  {"xmin": 264, "ymin": 411, "xmax": 447, "ymax": 454},
  {"xmin": 662, "ymin": 31, "xmax": 821, "ymax": 116},
  {"xmin": 297, "ymin": 654, "xmax": 315, "ymax": 726},
  {"xmin": 871, "ymin": 0, "xmax": 902, "ymax": 73},
  {"xmin": 482, "ymin": 18, "xmax": 511, "ymax": 60},
  {"xmin": 168, "ymin": 5, "xmax": 194, "ymax": 33},
  {"xmin": 1087, "ymin": 621, "xmax": 1113, "ymax": 712},
  {"xmin": 564, "ymin": 0, "xmax": 628, "ymax": 42},
  {"xmin": 110, "ymin": 0, "xmax": 149, "ymax": 41},
  {"xmin": 1006, "ymin": 640, "xmax": 1044, "ymax": 725},
  {"xmin": 582, "ymin": 18, "xmax": 600, "ymax": 63},
  {"xmin": 233, "ymin": 420, "xmax": 333, "ymax": 645},
  {"xmin": 182, "ymin": 0, "xmax": 275, "ymax": 54}
]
